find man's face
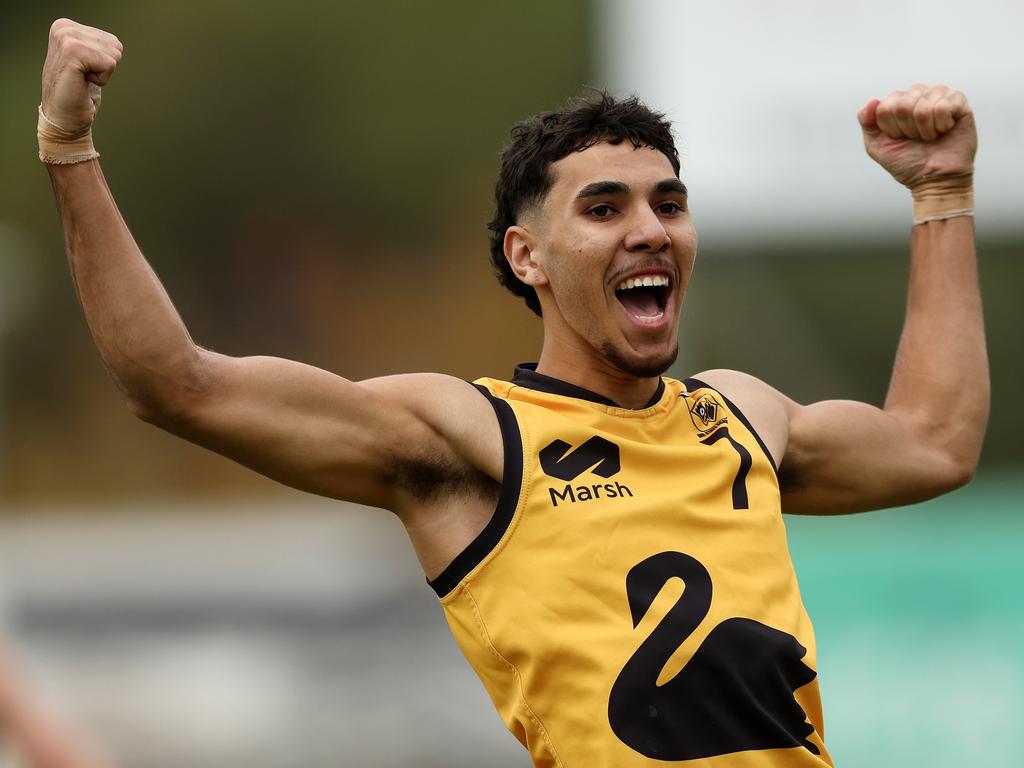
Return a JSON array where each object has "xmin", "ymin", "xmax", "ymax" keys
[{"xmin": 525, "ymin": 140, "xmax": 697, "ymax": 378}]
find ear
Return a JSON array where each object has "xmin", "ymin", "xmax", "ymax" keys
[{"xmin": 504, "ymin": 225, "xmax": 548, "ymax": 288}]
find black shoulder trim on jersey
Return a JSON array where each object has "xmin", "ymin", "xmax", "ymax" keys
[
  {"xmin": 428, "ymin": 385, "xmax": 523, "ymax": 598},
  {"xmin": 684, "ymin": 377, "xmax": 779, "ymax": 476},
  {"xmin": 513, "ymin": 363, "xmax": 665, "ymax": 410}
]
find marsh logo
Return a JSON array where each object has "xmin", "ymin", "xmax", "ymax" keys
[
  {"xmin": 540, "ymin": 436, "xmax": 620, "ymax": 480},
  {"xmin": 539, "ymin": 437, "xmax": 633, "ymax": 507},
  {"xmin": 688, "ymin": 392, "xmax": 727, "ymax": 437}
]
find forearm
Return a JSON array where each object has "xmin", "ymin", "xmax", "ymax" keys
[
  {"xmin": 48, "ymin": 159, "xmax": 200, "ymax": 413},
  {"xmin": 885, "ymin": 216, "xmax": 989, "ymax": 474}
]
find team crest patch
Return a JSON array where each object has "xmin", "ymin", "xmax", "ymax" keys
[{"xmin": 688, "ymin": 392, "xmax": 727, "ymax": 436}]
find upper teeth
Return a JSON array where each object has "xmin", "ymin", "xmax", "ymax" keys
[{"xmin": 616, "ymin": 274, "xmax": 670, "ymax": 291}]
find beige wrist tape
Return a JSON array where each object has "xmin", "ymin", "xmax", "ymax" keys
[
  {"xmin": 911, "ymin": 171, "xmax": 974, "ymax": 225},
  {"xmin": 37, "ymin": 105, "xmax": 99, "ymax": 165}
]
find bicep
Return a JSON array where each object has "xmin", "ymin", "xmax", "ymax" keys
[
  {"xmin": 149, "ymin": 351, "xmax": 479, "ymax": 510},
  {"xmin": 693, "ymin": 369, "xmax": 966, "ymax": 515},
  {"xmin": 781, "ymin": 399, "xmax": 968, "ymax": 514}
]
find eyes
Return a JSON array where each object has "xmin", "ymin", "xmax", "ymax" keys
[{"xmin": 586, "ymin": 201, "xmax": 685, "ymax": 220}]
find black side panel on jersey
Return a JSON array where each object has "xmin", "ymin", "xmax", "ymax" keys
[
  {"xmin": 428, "ymin": 385, "xmax": 524, "ymax": 598},
  {"xmin": 684, "ymin": 377, "xmax": 778, "ymax": 476}
]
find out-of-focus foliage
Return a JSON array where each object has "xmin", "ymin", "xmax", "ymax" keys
[
  {"xmin": 1, "ymin": 1, "xmax": 1020, "ymax": 503},
  {"xmin": 0, "ymin": 0, "xmax": 591, "ymax": 500},
  {"xmin": 684, "ymin": 239, "xmax": 1022, "ymax": 470}
]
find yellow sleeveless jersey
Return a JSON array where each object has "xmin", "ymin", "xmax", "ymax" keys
[{"xmin": 429, "ymin": 365, "xmax": 833, "ymax": 767}]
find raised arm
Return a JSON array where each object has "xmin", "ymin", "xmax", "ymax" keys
[
  {"xmin": 39, "ymin": 19, "xmax": 499, "ymax": 514},
  {"xmin": 697, "ymin": 84, "xmax": 988, "ymax": 515}
]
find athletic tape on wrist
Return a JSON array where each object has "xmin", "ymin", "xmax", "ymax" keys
[
  {"xmin": 911, "ymin": 171, "xmax": 974, "ymax": 225},
  {"xmin": 37, "ymin": 105, "xmax": 99, "ymax": 165}
]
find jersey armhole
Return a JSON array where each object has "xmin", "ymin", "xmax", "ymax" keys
[
  {"xmin": 684, "ymin": 377, "xmax": 779, "ymax": 476},
  {"xmin": 427, "ymin": 384, "xmax": 524, "ymax": 598}
]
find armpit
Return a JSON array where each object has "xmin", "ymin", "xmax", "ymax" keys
[
  {"xmin": 389, "ymin": 449, "xmax": 497, "ymax": 504},
  {"xmin": 778, "ymin": 454, "xmax": 808, "ymax": 493}
]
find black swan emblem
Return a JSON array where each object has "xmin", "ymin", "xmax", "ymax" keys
[{"xmin": 608, "ymin": 551, "xmax": 821, "ymax": 760}]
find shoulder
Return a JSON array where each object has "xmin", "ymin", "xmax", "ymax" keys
[{"xmin": 686, "ymin": 369, "xmax": 793, "ymax": 470}]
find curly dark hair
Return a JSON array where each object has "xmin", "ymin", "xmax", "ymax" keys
[{"xmin": 487, "ymin": 92, "xmax": 681, "ymax": 316}]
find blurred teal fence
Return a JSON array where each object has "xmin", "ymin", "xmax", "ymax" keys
[{"xmin": 787, "ymin": 472, "xmax": 1023, "ymax": 765}]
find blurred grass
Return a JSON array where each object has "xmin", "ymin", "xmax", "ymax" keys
[{"xmin": 787, "ymin": 472, "xmax": 1024, "ymax": 765}]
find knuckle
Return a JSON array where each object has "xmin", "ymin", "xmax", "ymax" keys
[
  {"xmin": 55, "ymin": 23, "xmax": 79, "ymax": 41},
  {"xmin": 55, "ymin": 30, "xmax": 77, "ymax": 50}
]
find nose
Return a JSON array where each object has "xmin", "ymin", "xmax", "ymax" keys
[{"xmin": 623, "ymin": 207, "xmax": 671, "ymax": 253}]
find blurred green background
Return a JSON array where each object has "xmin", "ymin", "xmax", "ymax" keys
[{"xmin": 0, "ymin": 2, "xmax": 1021, "ymax": 767}]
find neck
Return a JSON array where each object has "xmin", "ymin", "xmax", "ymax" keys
[{"xmin": 535, "ymin": 339, "xmax": 662, "ymax": 410}]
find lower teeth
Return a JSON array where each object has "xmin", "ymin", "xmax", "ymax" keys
[{"xmin": 636, "ymin": 312, "xmax": 664, "ymax": 324}]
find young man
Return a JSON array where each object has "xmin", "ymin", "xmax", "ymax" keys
[{"xmin": 39, "ymin": 17, "xmax": 987, "ymax": 767}]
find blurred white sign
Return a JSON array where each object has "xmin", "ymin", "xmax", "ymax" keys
[{"xmin": 598, "ymin": 0, "xmax": 1023, "ymax": 243}]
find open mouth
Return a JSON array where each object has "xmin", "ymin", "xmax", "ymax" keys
[{"xmin": 614, "ymin": 273, "xmax": 671, "ymax": 325}]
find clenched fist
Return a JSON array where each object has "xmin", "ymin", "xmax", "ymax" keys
[
  {"xmin": 38, "ymin": 19, "xmax": 122, "ymax": 164},
  {"xmin": 857, "ymin": 84, "xmax": 976, "ymax": 189},
  {"xmin": 41, "ymin": 18, "xmax": 122, "ymax": 132}
]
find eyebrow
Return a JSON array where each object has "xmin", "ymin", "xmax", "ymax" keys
[
  {"xmin": 575, "ymin": 180, "xmax": 629, "ymax": 200},
  {"xmin": 574, "ymin": 178, "xmax": 688, "ymax": 200},
  {"xmin": 655, "ymin": 178, "xmax": 688, "ymax": 196}
]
